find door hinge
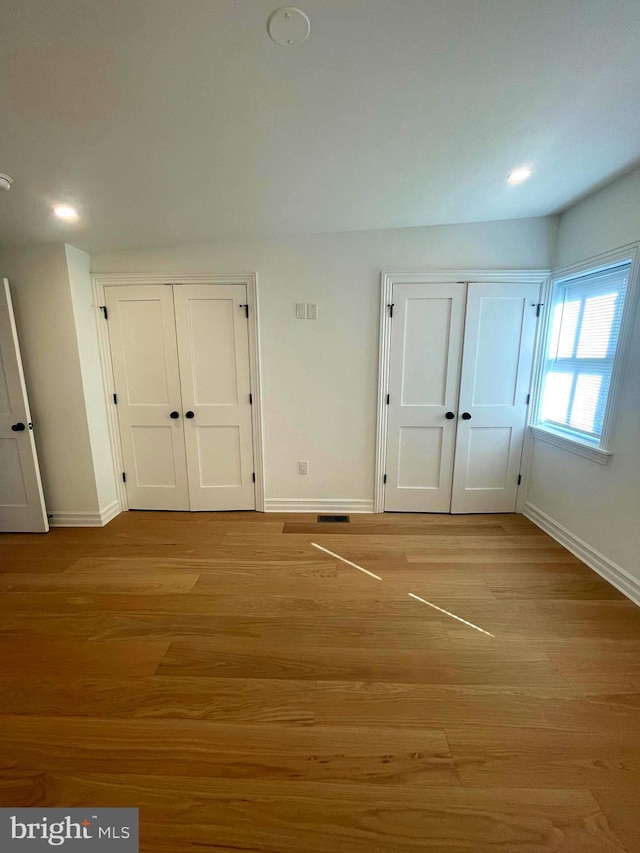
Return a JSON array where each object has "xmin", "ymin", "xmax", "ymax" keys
[
  {"xmin": 240, "ymin": 303, "xmax": 249, "ymax": 319},
  {"xmin": 122, "ymin": 472, "xmax": 127, "ymax": 483},
  {"xmin": 388, "ymin": 303, "xmax": 394, "ymax": 318},
  {"xmin": 535, "ymin": 303, "xmax": 543, "ymax": 317},
  {"xmin": 383, "ymin": 474, "xmax": 387, "ymax": 484},
  {"xmin": 249, "ymin": 392, "xmax": 253, "ymax": 405},
  {"xmin": 386, "ymin": 393, "xmax": 390, "ymax": 405},
  {"xmin": 113, "ymin": 393, "xmax": 118, "ymax": 405},
  {"xmin": 517, "ymin": 474, "xmax": 522, "ymax": 485},
  {"xmin": 526, "ymin": 393, "xmax": 530, "ymax": 405},
  {"xmin": 252, "ymin": 472, "xmax": 256, "ymax": 483},
  {"xmin": 100, "ymin": 305, "xmax": 108, "ymax": 320}
]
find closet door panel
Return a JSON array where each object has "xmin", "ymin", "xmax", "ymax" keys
[
  {"xmin": 174, "ymin": 284, "xmax": 255, "ymax": 511},
  {"xmin": 384, "ymin": 283, "xmax": 465, "ymax": 512},
  {"xmin": 196, "ymin": 426, "xmax": 242, "ymax": 487},
  {"xmin": 451, "ymin": 283, "xmax": 539, "ymax": 513},
  {"xmin": 0, "ymin": 278, "xmax": 48, "ymax": 532},
  {"xmin": 105, "ymin": 285, "xmax": 189, "ymax": 510},
  {"xmin": 397, "ymin": 426, "xmax": 443, "ymax": 488}
]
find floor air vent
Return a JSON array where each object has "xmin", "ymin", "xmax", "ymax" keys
[{"xmin": 317, "ymin": 515, "xmax": 350, "ymax": 523}]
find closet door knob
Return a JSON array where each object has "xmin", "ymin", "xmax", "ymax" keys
[
  {"xmin": 169, "ymin": 411, "xmax": 180, "ymax": 419},
  {"xmin": 445, "ymin": 411, "xmax": 455, "ymax": 419},
  {"xmin": 461, "ymin": 412, "xmax": 472, "ymax": 420},
  {"xmin": 11, "ymin": 422, "xmax": 26, "ymax": 431},
  {"xmin": 185, "ymin": 411, "xmax": 195, "ymax": 419}
]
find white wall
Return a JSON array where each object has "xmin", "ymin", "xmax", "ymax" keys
[
  {"xmin": 525, "ymin": 165, "xmax": 640, "ymax": 590},
  {"xmin": 66, "ymin": 245, "xmax": 118, "ymax": 515},
  {"xmin": 0, "ymin": 243, "xmax": 117, "ymax": 524},
  {"xmin": 92, "ymin": 216, "xmax": 555, "ymax": 508}
]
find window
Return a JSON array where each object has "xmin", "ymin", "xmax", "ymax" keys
[{"xmin": 534, "ymin": 259, "xmax": 633, "ymax": 459}]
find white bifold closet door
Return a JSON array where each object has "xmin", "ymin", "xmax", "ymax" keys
[
  {"xmin": 0, "ymin": 278, "xmax": 48, "ymax": 532},
  {"xmin": 385, "ymin": 283, "xmax": 466, "ymax": 512},
  {"xmin": 173, "ymin": 285, "xmax": 255, "ymax": 511},
  {"xmin": 451, "ymin": 283, "xmax": 538, "ymax": 512},
  {"xmin": 384, "ymin": 281, "xmax": 538, "ymax": 514},
  {"xmin": 105, "ymin": 283, "xmax": 254, "ymax": 512}
]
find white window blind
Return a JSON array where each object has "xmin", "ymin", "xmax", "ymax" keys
[{"xmin": 538, "ymin": 261, "xmax": 631, "ymax": 444}]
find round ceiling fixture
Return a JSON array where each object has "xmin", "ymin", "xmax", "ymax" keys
[
  {"xmin": 53, "ymin": 204, "xmax": 79, "ymax": 221},
  {"xmin": 0, "ymin": 173, "xmax": 14, "ymax": 191},
  {"xmin": 507, "ymin": 166, "xmax": 533, "ymax": 185},
  {"xmin": 267, "ymin": 7, "xmax": 310, "ymax": 46}
]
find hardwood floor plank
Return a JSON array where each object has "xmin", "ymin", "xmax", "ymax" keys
[
  {"xmin": 156, "ymin": 639, "xmax": 565, "ymax": 684},
  {"xmin": 592, "ymin": 787, "xmax": 640, "ymax": 853},
  {"xmin": 0, "ymin": 716, "xmax": 458, "ymax": 786},
  {"xmin": 0, "ymin": 639, "xmax": 171, "ymax": 677},
  {"xmin": 0, "ymin": 546, "xmax": 81, "ymax": 573},
  {"xmin": 536, "ymin": 601, "xmax": 640, "ymax": 641},
  {"xmin": 0, "ymin": 572, "xmax": 201, "ymax": 593},
  {"xmin": 0, "ymin": 612, "xmax": 112, "ymax": 640},
  {"xmin": 487, "ymin": 575, "xmax": 625, "ymax": 600},
  {"xmin": 446, "ymin": 725, "xmax": 640, "ymax": 788},
  {"xmin": 0, "ymin": 612, "xmax": 448, "ymax": 646},
  {"xmin": 0, "ymin": 591, "xmax": 425, "ymax": 616},
  {"xmin": 0, "ymin": 773, "xmax": 624, "ymax": 852},
  {"xmin": 191, "ymin": 573, "xmax": 393, "ymax": 594},
  {"xmin": 406, "ymin": 549, "xmax": 581, "ymax": 563},
  {"xmin": 548, "ymin": 647, "xmax": 640, "ymax": 685},
  {"xmin": 0, "ymin": 676, "xmax": 315, "ymax": 723},
  {"xmin": 283, "ymin": 523, "xmax": 512, "ymax": 536},
  {"xmin": 314, "ymin": 682, "xmax": 640, "ymax": 733},
  {"xmin": 64, "ymin": 556, "xmax": 337, "ymax": 577},
  {"xmin": 95, "ymin": 614, "xmax": 451, "ymax": 647}
]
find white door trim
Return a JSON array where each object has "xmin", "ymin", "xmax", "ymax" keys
[
  {"xmin": 91, "ymin": 273, "xmax": 266, "ymax": 512},
  {"xmin": 375, "ymin": 270, "xmax": 550, "ymax": 514}
]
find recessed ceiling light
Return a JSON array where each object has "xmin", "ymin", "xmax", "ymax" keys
[
  {"xmin": 0, "ymin": 173, "xmax": 14, "ymax": 191},
  {"xmin": 53, "ymin": 204, "xmax": 79, "ymax": 221},
  {"xmin": 507, "ymin": 167, "xmax": 533, "ymax": 185}
]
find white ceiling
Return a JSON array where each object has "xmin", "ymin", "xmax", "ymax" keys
[{"xmin": 1, "ymin": 0, "xmax": 639, "ymax": 253}]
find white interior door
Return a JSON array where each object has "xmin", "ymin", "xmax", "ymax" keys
[
  {"xmin": 384, "ymin": 283, "xmax": 465, "ymax": 512},
  {"xmin": 174, "ymin": 284, "xmax": 255, "ymax": 511},
  {"xmin": 0, "ymin": 278, "xmax": 48, "ymax": 532},
  {"xmin": 451, "ymin": 282, "xmax": 539, "ymax": 513},
  {"xmin": 105, "ymin": 285, "xmax": 189, "ymax": 510}
]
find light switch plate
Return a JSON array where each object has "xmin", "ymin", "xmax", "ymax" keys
[
  {"xmin": 307, "ymin": 303, "xmax": 318, "ymax": 319},
  {"xmin": 296, "ymin": 303, "xmax": 306, "ymax": 319}
]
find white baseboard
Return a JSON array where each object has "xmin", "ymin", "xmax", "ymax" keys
[
  {"xmin": 264, "ymin": 498, "xmax": 375, "ymax": 514},
  {"xmin": 49, "ymin": 499, "xmax": 122, "ymax": 528},
  {"xmin": 523, "ymin": 502, "xmax": 640, "ymax": 606},
  {"xmin": 99, "ymin": 499, "xmax": 122, "ymax": 525}
]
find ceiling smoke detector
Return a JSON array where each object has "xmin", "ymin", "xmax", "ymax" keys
[
  {"xmin": 267, "ymin": 7, "xmax": 310, "ymax": 46},
  {"xmin": 0, "ymin": 173, "xmax": 14, "ymax": 191}
]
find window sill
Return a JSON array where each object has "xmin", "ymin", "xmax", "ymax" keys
[{"xmin": 529, "ymin": 426, "xmax": 613, "ymax": 465}]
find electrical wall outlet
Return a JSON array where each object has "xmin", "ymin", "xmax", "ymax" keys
[
  {"xmin": 307, "ymin": 303, "xmax": 318, "ymax": 319},
  {"xmin": 296, "ymin": 303, "xmax": 306, "ymax": 319},
  {"xmin": 298, "ymin": 460, "xmax": 309, "ymax": 475}
]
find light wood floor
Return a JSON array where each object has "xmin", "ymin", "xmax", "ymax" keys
[{"xmin": 1, "ymin": 511, "xmax": 639, "ymax": 852}]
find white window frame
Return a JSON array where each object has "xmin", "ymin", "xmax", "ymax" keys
[{"xmin": 530, "ymin": 243, "xmax": 640, "ymax": 465}]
